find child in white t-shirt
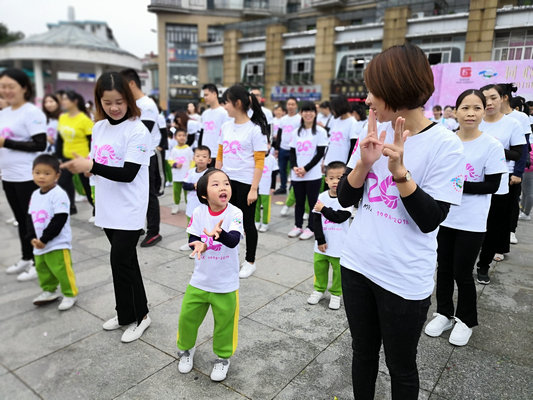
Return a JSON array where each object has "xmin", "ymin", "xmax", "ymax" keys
[
  {"xmin": 28, "ymin": 154, "xmax": 78, "ymax": 311},
  {"xmin": 169, "ymin": 128, "xmax": 194, "ymax": 214},
  {"xmin": 177, "ymin": 169, "xmax": 244, "ymax": 382},
  {"xmin": 255, "ymin": 147, "xmax": 279, "ymax": 232},
  {"xmin": 308, "ymin": 161, "xmax": 352, "ymax": 310}
]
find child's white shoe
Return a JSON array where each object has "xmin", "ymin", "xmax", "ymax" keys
[
  {"xmin": 280, "ymin": 205, "xmax": 289, "ymax": 216},
  {"xmin": 259, "ymin": 223, "xmax": 269, "ymax": 232},
  {"xmin": 178, "ymin": 347, "xmax": 196, "ymax": 373},
  {"xmin": 329, "ymin": 295, "xmax": 341, "ymax": 310},
  {"xmin": 33, "ymin": 291, "xmax": 60, "ymax": 305},
  {"xmin": 307, "ymin": 291, "xmax": 324, "ymax": 305},
  {"xmin": 171, "ymin": 205, "xmax": 180, "ymax": 214},
  {"xmin": 255, "ymin": 222, "xmax": 261, "ymax": 229},
  {"xmin": 210, "ymin": 358, "xmax": 230, "ymax": 381},
  {"xmin": 180, "ymin": 243, "xmax": 191, "ymax": 251},
  {"xmin": 58, "ymin": 296, "xmax": 77, "ymax": 311}
]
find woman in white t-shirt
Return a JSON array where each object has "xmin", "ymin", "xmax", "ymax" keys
[
  {"xmin": 325, "ymin": 95, "xmax": 359, "ymax": 165},
  {"xmin": 61, "ymin": 72, "xmax": 152, "ymax": 343},
  {"xmin": 42, "ymin": 94, "xmax": 61, "ymax": 154},
  {"xmin": 287, "ymin": 101, "xmax": 328, "ymax": 240},
  {"xmin": 338, "ymin": 44, "xmax": 465, "ymax": 399},
  {"xmin": 216, "ymin": 85, "xmax": 269, "ymax": 279},
  {"xmin": 186, "ymin": 102, "xmax": 201, "ymax": 122},
  {"xmin": 0, "ymin": 68, "xmax": 47, "ymax": 280},
  {"xmin": 425, "ymin": 90, "xmax": 507, "ymax": 347}
]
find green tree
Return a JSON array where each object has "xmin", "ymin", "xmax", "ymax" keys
[{"xmin": 0, "ymin": 23, "xmax": 24, "ymax": 45}]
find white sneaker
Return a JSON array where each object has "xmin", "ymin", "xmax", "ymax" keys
[
  {"xmin": 88, "ymin": 216, "xmax": 95, "ymax": 223},
  {"xmin": 210, "ymin": 358, "xmax": 230, "ymax": 381},
  {"xmin": 510, "ymin": 232, "xmax": 518, "ymax": 244},
  {"xmin": 75, "ymin": 193, "xmax": 85, "ymax": 202},
  {"xmin": 299, "ymin": 228, "xmax": 314, "ymax": 240},
  {"xmin": 33, "ymin": 291, "xmax": 60, "ymax": 305},
  {"xmin": 17, "ymin": 266, "xmax": 38, "ymax": 281},
  {"xmin": 259, "ymin": 223, "xmax": 269, "ymax": 232},
  {"xmin": 103, "ymin": 316, "xmax": 121, "ymax": 331},
  {"xmin": 6, "ymin": 259, "xmax": 33, "ymax": 275},
  {"xmin": 493, "ymin": 253, "xmax": 504, "ymax": 262},
  {"xmin": 180, "ymin": 242, "xmax": 192, "ymax": 251},
  {"xmin": 280, "ymin": 205, "xmax": 289, "ymax": 216},
  {"xmin": 288, "ymin": 226, "xmax": 303, "ymax": 238},
  {"xmin": 255, "ymin": 222, "xmax": 261, "ymax": 229},
  {"xmin": 448, "ymin": 317, "xmax": 472, "ymax": 346},
  {"xmin": 178, "ymin": 347, "xmax": 196, "ymax": 373},
  {"xmin": 58, "ymin": 296, "xmax": 77, "ymax": 311},
  {"xmin": 5, "ymin": 216, "xmax": 15, "ymax": 224},
  {"xmin": 329, "ymin": 295, "xmax": 341, "ymax": 310},
  {"xmin": 171, "ymin": 205, "xmax": 180, "ymax": 214},
  {"xmin": 307, "ymin": 291, "xmax": 324, "ymax": 305},
  {"xmin": 239, "ymin": 261, "xmax": 256, "ymax": 279},
  {"xmin": 424, "ymin": 313, "xmax": 454, "ymax": 337},
  {"xmin": 303, "ymin": 212, "xmax": 309, "ymax": 220},
  {"xmin": 121, "ymin": 315, "xmax": 151, "ymax": 343},
  {"xmin": 519, "ymin": 211, "xmax": 531, "ymax": 221}
]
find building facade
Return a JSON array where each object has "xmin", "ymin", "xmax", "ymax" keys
[{"xmin": 148, "ymin": 0, "xmax": 533, "ymax": 110}]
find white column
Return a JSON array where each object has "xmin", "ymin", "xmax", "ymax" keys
[
  {"xmin": 95, "ymin": 64, "xmax": 103, "ymax": 79},
  {"xmin": 33, "ymin": 60, "xmax": 44, "ymax": 105}
]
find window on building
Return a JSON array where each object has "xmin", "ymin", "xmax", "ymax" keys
[
  {"xmin": 285, "ymin": 58, "xmax": 314, "ymax": 84},
  {"xmin": 337, "ymin": 55, "xmax": 374, "ymax": 80},
  {"xmin": 493, "ymin": 30, "xmax": 533, "ymax": 61},
  {"xmin": 167, "ymin": 24, "xmax": 198, "ymax": 86},
  {"xmin": 207, "ymin": 58, "xmax": 224, "ymax": 85},
  {"xmin": 207, "ymin": 26, "xmax": 224, "ymax": 43},
  {"xmin": 242, "ymin": 62, "xmax": 264, "ymax": 85}
]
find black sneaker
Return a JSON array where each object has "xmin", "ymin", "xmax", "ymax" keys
[
  {"xmin": 140, "ymin": 234, "xmax": 162, "ymax": 247},
  {"xmin": 476, "ymin": 270, "xmax": 490, "ymax": 285},
  {"xmin": 274, "ymin": 188, "xmax": 287, "ymax": 195}
]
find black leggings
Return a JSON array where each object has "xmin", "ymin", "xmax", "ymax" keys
[
  {"xmin": 2, "ymin": 180, "xmax": 37, "ymax": 260},
  {"xmin": 293, "ymin": 178, "xmax": 322, "ymax": 230},
  {"xmin": 104, "ymin": 228, "xmax": 148, "ymax": 325},
  {"xmin": 477, "ymin": 193, "xmax": 510, "ymax": 272},
  {"xmin": 509, "ymin": 181, "xmax": 521, "ymax": 233},
  {"xmin": 229, "ymin": 180, "xmax": 257, "ymax": 263},
  {"xmin": 436, "ymin": 226, "xmax": 485, "ymax": 327},
  {"xmin": 58, "ymin": 163, "xmax": 94, "ymax": 211}
]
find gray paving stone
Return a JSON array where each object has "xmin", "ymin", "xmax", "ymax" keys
[
  {"xmin": 115, "ymin": 361, "xmax": 247, "ymax": 399},
  {"xmin": 248, "ymin": 289, "xmax": 348, "ymax": 348},
  {"xmin": 142, "ymin": 258, "xmax": 193, "ymax": 293},
  {"xmin": 0, "ymin": 373, "xmax": 40, "ymax": 400},
  {"xmin": 16, "ymin": 331, "xmax": 175, "ymax": 400},
  {"xmin": 155, "ymin": 232, "xmax": 191, "ymax": 253},
  {"xmin": 137, "ymin": 245, "xmax": 184, "ymax": 268},
  {"xmin": 193, "ymin": 318, "xmax": 322, "ymax": 400},
  {"xmin": 238, "ymin": 275, "xmax": 289, "ymax": 317},
  {"xmin": 477, "ymin": 281, "xmax": 533, "ymax": 319},
  {"xmin": 0, "ymin": 363, "xmax": 8, "ymax": 376},
  {"xmin": 251, "ymin": 253, "xmax": 313, "ymax": 288},
  {"xmin": 74, "ymin": 234, "xmax": 110, "ymax": 257},
  {"xmin": 74, "ymin": 259, "xmax": 114, "ymax": 292},
  {"xmin": 0, "ymin": 277, "xmax": 42, "ymax": 323},
  {"xmin": 432, "ymin": 345, "xmax": 532, "ymax": 400},
  {"xmin": 0, "ymin": 306, "xmax": 102, "ymax": 369},
  {"xmin": 276, "ymin": 238, "xmax": 315, "ymax": 263}
]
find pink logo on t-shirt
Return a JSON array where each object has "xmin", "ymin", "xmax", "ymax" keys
[
  {"xmin": 330, "ymin": 131, "xmax": 343, "ymax": 142},
  {"xmin": 0, "ymin": 127, "xmax": 14, "ymax": 139},
  {"xmin": 204, "ymin": 121, "xmax": 215, "ymax": 132},
  {"xmin": 32, "ymin": 209, "xmax": 49, "ymax": 225},
  {"xmin": 187, "ymin": 216, "xmax": 193, "ymax": 227},
  {"xmin": 175, "ymin": 156, "xmax": 186, "ymax": 165},
  {"xmin": 94, "ymin": 144, "xmax": 122, "ymax": 165},
  {"xmin": 367, "ymin": 173, "xmax": 398, "ymax": 209},
  {"xmin": 263, "ymin": 165, "xmax": 270, "ymax": 174},
  {"xmin": 200, "ymin": 234, "xmax": 222, "ymax": 251},
  {"xmin": 296, "ymin": 140, "xmax": 313, "ymax": 152},
  {"xmin": 464, "ymin": 163, "xmax": 480, "ymax": 181},
  {"xmin": 222, "ymin": 140, "xmax": 242, "ymax": 155},
  {"xmin": 283, "ymin": 125, "xmax": 294, "ymax": 134},
  {"xmin": 324, "ymin": 219, "xmax": 333, "ymax": 224},
  {"xmin": 46, "ymin": 127, "xmax": 55, "ymax": 138},
  {"xmin": 352, "ymin": 139, "xmax": 359, "ymax": 155}
]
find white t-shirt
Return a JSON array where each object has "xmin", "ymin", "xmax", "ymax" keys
[
  {"xmin": 443, "ymin": 117, "xmax": 459, "ymax": 131},
  {"xmin": 188, "ymin": 113, "xmax": 201, "ymax": 122},
  {"xmin": 157, "ymin": 113, "xmax": 166, "ymax": 129},
  {"xmin": 341, "ymin": 122, "xmax": 465, "ymax": 300},
  {"xmin": 507, "ymin": 109, "xmax": 532, "ymax": 136},
  {"xmin": 219, "ymin": 120, "xmax": 268, "ymax": 185},
  {"xmin": 272, "ymin": 117, "xmax": 283, "ymax": 138},
  {"xmin": 28, "ymin": 185, "xmax": 71, "ymax": 256},
  {"xmin": 279, "ymin": 114, "xmax": 301, "ymax": 150},
  {"xmin": 290, "ymin": 126, "xmax": 329, "ymax": 182},
  {"xmin": 136, "ymin": 96, "xmax": 160, "ymax": 152},
  {"xmin": 325, "ymin": 116, "xmax": 359, "ymax": 165},
  {"xmin": 258, "ymin": 153, "xmax": 279, "ymax": 195},
  {"xmin": 186, "ymin": 203, "xmax": 244, "ymax": 293},
  {"xmin": 442, "ymin": 133, "xmax": 507, "ymax": 232},
  {"xmin": 201, "ymin": 106, "xmax": 230, "ymax": 155},
  {"xmin": 166, "ymin": 138, "xmax": 177, "ymax": 159},
  {"xmin": 90, "ymin": 118, "xmax": 151, "ymax": 230},
  {"xmin": 317, "ymin": 113, "xmax": 332, "ymax": 129},
  {"xmin": 187, "ymin": 119, "xmax": 202, "ymax": 148},
  {"xmin": 313, "ymin": 191, "xmax": 352, "ymax": 258},
  {"xmin": 46, "ymin": 119, "xmax": 58, "ymax": 144},
  {"xmin": 0, "ymin": 103, "xmax": 46, "ymax": 182},
  {"xmin": 184, "ymin": 167, "xmax": 208, "ymax": 217},
  {"xmin": 247, "ymin": 106, "xmax": 274, "ymax": 124},
  {"xmin": 169, "ymin": 145, "xmax": 194, "ymax": 182}
]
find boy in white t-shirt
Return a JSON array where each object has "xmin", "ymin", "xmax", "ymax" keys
[
  {"xmin": 169, "ymin": 128, "xmax": 194, "ymax": 214},
  {"xmin": 27, "ymin": 154, "xmax": 78, "ymax": 311},
  {"xmin": 176, "ymin": 169, "xmax": 244, "ymax": 382},
  {"xmin": 255, "ymin": 147, "xmax": 279, "ymax": 232},
  {"xmin": 308, "ymin": 161, "xmax": 352, "ymax": 310}
]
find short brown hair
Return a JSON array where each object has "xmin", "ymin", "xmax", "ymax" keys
[
  {"xmin": 364, "ymin": 44, "xmax": 434, "ymax": 111},
  {"xmin": 94, "ymin": 72, "xmax": 141, "ymax": 122}
]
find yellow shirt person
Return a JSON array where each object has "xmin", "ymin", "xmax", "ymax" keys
[{"xmin": 57, "ymin": 112, "xmax": 93, "ymax": 159}]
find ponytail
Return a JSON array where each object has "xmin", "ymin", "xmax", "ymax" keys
[
  {"xmin": 221, "ymin": 85, "xmax": 269, "ymax": 137},
  {"xmin": 249, "ymin": 92, "xmax": 269, "ymax": 137}
]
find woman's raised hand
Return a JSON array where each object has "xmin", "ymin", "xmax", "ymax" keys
[
  {"xmin": 359, "ymin": 109, "xmax": 387, "ymax": 168},
  {"xmin": 60, "ymin": 153, "xmax": 93, "ymax": 174},
  {"xmin": 382, "ymin": 116, "xmax": 409, "ymax": 178}
]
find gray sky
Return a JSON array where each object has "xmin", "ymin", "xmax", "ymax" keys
[{"xmin": 1, "ymin": 0, "xmax": 158, "ymax": 58}]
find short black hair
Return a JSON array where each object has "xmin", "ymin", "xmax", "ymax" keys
[
  {"xmin": 319, "ymin": 101, "xmax": 330, "ymax": 109},
  {"xmin": 33, "ymin": 154, "xmax": 60, "ymax": 173},
  {"xmin": 194, "ymin": 145, "xmax": 211, "ymax": 158},
  {"xmin": 325, "ymin": 161, "xmax": 346, "ymax": 175},
  {"xmin": 196, "ymin": 168, "xmax": 230, "ymax": 205},
  {"xmin": 0, "ymin": 68, "xmax": 33, "ymax": 101},
  {"xmin": 330, "ymin": 95, "xmax": 351, "ymax": 117},
  {"xmin": 202, "ymin": 83, "xmax": 218, "ymax": 95},
  {"xmin": 120, "ymin": 68, "xmax": 142, "ymax": 89}
]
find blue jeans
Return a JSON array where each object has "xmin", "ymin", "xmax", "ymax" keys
[
  {"xmin": 341, "ymin": 267, "xmax": 430, "ymax": 400},
  {"xmin": 278, "ymin": 148, "xmax": 290, "ymax": 191}
]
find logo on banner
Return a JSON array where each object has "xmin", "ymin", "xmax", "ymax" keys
[
  {"xmin": 479, "ymin": 69, "xmax": 498, "ymax": 79},
  {"xmin": 460, "ymin": 67, "xmax": 472, "ymax": 78}
]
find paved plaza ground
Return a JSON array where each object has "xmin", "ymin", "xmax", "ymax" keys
[{"xmin": 0, "ymin": 189, "xmax": 532, "ymax": 400}]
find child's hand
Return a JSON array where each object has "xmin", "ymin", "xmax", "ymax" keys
[
  {"xmin": 176, "ymin": 163, "xmax": 183, "ymax": 169},
  {"xmin": 269, "ymin": 188, "xmax": 275, "ymax": 195},
  {"xmin": 31, "ymin": 239, "xmax": 45, "ymax": 249},
  {"xmin": 313, "ymin": 200, "xmax": 324, "ymax": 212},
  {"xmin": 203, "ymin": 219, "xmax": 223, "ymax": 240},
  {"xmin": 318, "ymin": 243, "xmax": 328, "ymax": 253},
  {"xmin": 189, "ymin": 241, "xmax": 207, "ymax": 260}
]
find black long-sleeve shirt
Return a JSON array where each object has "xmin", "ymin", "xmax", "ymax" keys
[
  {"xmin": 313, "ymin": 202, "xmax": 352, "ymax": 246},
  {"xmin": 4, "ymin": 133, "xmax": 47, "ymax": 153}
]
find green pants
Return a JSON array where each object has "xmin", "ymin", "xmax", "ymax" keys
[
  {"xmin": 35, "ymin": 249, "xmax": 78, "ymax": 297},
  {"xmin": 255, "ymin": 194, "xmax": 272, "ymax": 224},
  {"xmin": 313, "ymin": 252, "xmax": 342, "ymax": 296},
  {"xmin": 165, "ymin": 161, "xmax": 173, "ymax": 183},
  {"xmin": 173, "ymin": 182, "xmax": 187, "ymax": 205},
  {"xmin": 177, "ymin": 285, "xmax": 239, "ymax": 358}
]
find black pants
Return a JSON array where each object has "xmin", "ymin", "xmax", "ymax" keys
[
  {"xmin": 293, "ymin": 178, "xmax": 322, "ymax": 230},
  {"xmin": 147, "ymin": 154, "xmax": 161, "ymax": 237},
  {"xmin": 477, "ymin": 194, "xmax": 510, "ymax": 272},
  {"xmin": 436, "ymin": 226, "xmax": 485, "ymax": 327},
  {"xmin": 509, "ymin": 181, "xmax": 522, "ymax": 233},
  {"xmin": 104, "ymin": 228, "xmax": 148, "ymax": 325},
  {"xmin": 229, "ymin": 180, "xmax": 257, "ymax": 263},
  {"xmin": 342, "ymin": 267, "xmax": 430, "ymax": 400},
  {"xmin": 2, "ymin": 180, "xmax": 37, "ymax": 260},
  {"xmin": 277, "ymin": 149, "xmax": 290, "ymax": 191},
  {"xmin": 58, "ymin": 163, "xmax": 94, "ymax": 212}
]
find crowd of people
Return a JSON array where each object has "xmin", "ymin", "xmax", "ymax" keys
[{"xmin": 1, "ymin": 42, "xmax": 532, "ymax": 398}]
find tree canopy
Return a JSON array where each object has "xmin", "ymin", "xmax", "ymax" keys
[{"xmin": 0, "ymin": 23, "xmax": 24, "ymax": 45}]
